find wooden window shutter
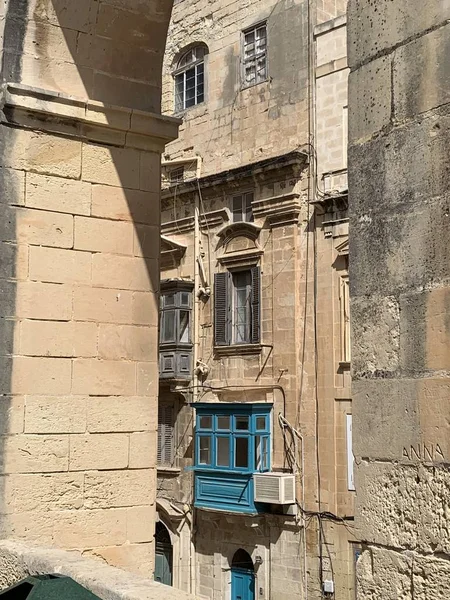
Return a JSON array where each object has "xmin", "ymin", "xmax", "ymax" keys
[
  {"xmin": 158, "ymin": 404, "xmax": 174, "ymax": 465},
  {"xmin": 251, "ymin": 266, "xmax": 261, "ymax": 344},
  {"xmin": 214, "ymin": 272, "xmax": 231, "ymax": 346}
]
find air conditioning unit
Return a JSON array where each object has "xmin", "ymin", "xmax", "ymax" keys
[{"xmin": 253, "ymin": 473, "xmax": 296, "ymax": 505}]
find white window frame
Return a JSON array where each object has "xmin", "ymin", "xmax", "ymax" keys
[
  {"xmin": 340, "ymin": 273, "xmax": 351, "ymax": 363},
  {"xmin": 242, "ymin": 22, "xmax": 268, "ymax": 88},
  {"xmin": 173, "ymin": 46, "xmax": 207, "ymax": 112}
]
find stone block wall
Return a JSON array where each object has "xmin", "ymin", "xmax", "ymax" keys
[{"xmin": 348, "ymin": 0, "xmax": 450, "ymax": 596}]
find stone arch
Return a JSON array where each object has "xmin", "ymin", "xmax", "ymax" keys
[
  {"xmin": 2, "ymin": 0, "xmax": 174, "ymax": 111},
  {"xmin": 0, "ymin": 0, "xmax": 178, "ymax": 576}
]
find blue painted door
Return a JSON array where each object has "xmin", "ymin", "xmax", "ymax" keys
[{"xmin": 232, "ymin": 568, "xmax": 255, "ymax": 600}]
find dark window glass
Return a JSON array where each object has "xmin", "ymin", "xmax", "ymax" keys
[
  {"xmin": 235, "ymin": 415, "xmax": 249, "ymax": 431},
  {"xmin": 217, "ymin": 415, "xmax": 231, "ymax": 430},
  {"xmin": 235, "ymin": 437, "xmax": 249, "ymax": 468},
  {"xmin": 199, "ymin": 415, "xmax": 212, "ymax": 429}
]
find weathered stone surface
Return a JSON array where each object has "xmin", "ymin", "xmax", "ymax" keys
[
  {"xmin": 74, "ymin": 217, "xmax": 134, "ymax": 255},
  {"xmin": 16, "ymin": 282, "xmax": 72, "ymax": 321},
  {"xmin": 20, "ymin": 321, "xmax": 97, "ymax": 358},
  {"xmin": 126, "ymin": 505, "xmax": 156, "ymax": 543},
  {"xmin": 87, "ymin": 396, "xmax": 156, "ymax": 433},
  {"xmin": 73, "ymin": 286, "xmax": 133, "ymax": 324},
  {"xmin": 69, "ymin": 434, "xmax": 129, "ymax": 471},
  {"xmin": 356, "ymin": 547, "xmax": 412, "ymax": 600},
  {"xmin": 91, "ymin": 185, "xmax": 158, "ymax": 224},
  {"xmin": 29, "ymin": 246, "xmax": 92, "ymax": 286},
  {"xmin": 347, "ymin": 0, "xmax": 450, "ymax": 68},
  {"xmin": 11, "ymin": 357, "xmax": 72, "ymax": 395},
  {"xmin": 0, "ymin": 434, "xmax": 69, "ymax": 474},
  {"xmin": 26, "ymin": 173, "xmax": 91, "ymax": 215},
  {"xmin": 25, "ymin": 396, "xmax": 88, "ymax": 434},
  {"xmin": 351, "ymin": 295, "xmax": 399, "ymax": 377},
  {"xmin": 84, "ymin": 470, "xmax": 154, "ymax": 509},
  {"xmin": 129, "ymin": 432, "xmax": 156, "ymax": 469},
  {"xmin": 98, "ymin": 324, "xmax": 156, "ymax": 361},
  {"xmin": 82, "ymin": 144, "xmax": 140, "ymax": 189},
  {"xmin": 72, "ymin": 359, "xmax": 136, "ymax": 395},
  {"xmin": 0, "ymin": 129, "xmax": 82, "ymax": 179},
  {"xmin": 348, "ymin": 55, "xmax": 391, "ymax": 143},
  {"xmin": 393, "ymin": 24, "xmax": 450, "ymax": 122},
  {"xmin": 92, "ymin": 254, "xmax": 157, "ymax": 292},
  {"xmin": 2, "ymin": 473, "xmax": 84, "ymax": 513},
  {"xmin": 356, "ymin": 461, "xmax": 450, "ymax": 555}
]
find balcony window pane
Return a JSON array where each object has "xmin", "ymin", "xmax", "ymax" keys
[
  {"xmin": 199, "ymin": 436, "xmax": 211, "ymax": 465},
  {"xmin": 179, "ymin": 310, "xmax": 190, "ymax": 343},
  {"xmin": 217, "ymin": 415, "xmax": 230, "ymax": 430},
  {"xmin": 235, "ymin": 415, "xmax": 249, "ymax": 431},
  {"xmin": 235, "ymin": 437, "xmax": 249, "ymax": 468},
  {"xmin": 256, "ymin": 416, "xmax": 266, "ymax": 431},
  {"xmin": 161, "ymin": 310, "xmax": 176, "ymax": 342},
  {"xmin": 199, "ymin": 415, "xmax": 212, "ymax": 429},
  {"xmin": 217, "ymin": 437, "xmax": 230, "ymax": 467},
  {"xmin": 255, "ymin": 436, "xmax": 262, "ymax": 470},
  {"xmin": 164, "ymin": 294, "xmax": 175, "ymax": 307}
]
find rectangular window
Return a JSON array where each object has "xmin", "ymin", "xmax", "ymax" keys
[
  {"xmin": 232, "ymin": 192, "xmax": 254, "ymax": 223},
  {"xmin": 158, "ymin": 403, "xmax": 174, "ymax": 466},
  {"xmin": 340, "ymin": 274, "xmax": 351, "ymax": 363},
  {"xmin": 243, "ymin": 24, "xmax": 267, "ymax": 87},
  {"xmin": 214, "ymin": 267, "xmax": 261, "ymax": 347},
  {"xmin": 169, "ymin": 166, "xmax": 185, "ymax": 183},
  {"xmin": 175, "ymin": 63, "xmax": 204, "ymax": 112},
  {"xmin": 346, "ymin": 414, "xmax": 355, "ymax": 491}
]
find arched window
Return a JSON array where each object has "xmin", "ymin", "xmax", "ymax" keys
[{"xmin": 174, "ymin": 45, "xmax": 207, "ymax": 111}]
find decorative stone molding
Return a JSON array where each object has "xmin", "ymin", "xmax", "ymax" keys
[
  {"xmin": 217, "ymin": 248, "xmax": 263, "ymax": 269},
  {"xmin": 161, "ymin": 236, "xmax": 187, "ymax": 269},
  {"xmin": 200, "ymin": 208, "xmax": 230, "ymax": 230},
  {"xmin": 335, "ymin": 238, "xmax": 349, "ymax": 256},
  {"xmin": 0, "ymin": 83, "xmax": 180, "ymax": 151},
  {"xmin": 161, "ymin": 216, "xmax": 195, "ymax": 235},
  {"xmin": 216, "ymin": 221, "xmax": 261, "ymax": 245}
]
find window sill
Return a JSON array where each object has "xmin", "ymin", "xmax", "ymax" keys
[
  {"xmin": 157, "ymin": 466, "xmax": 181, "ymax": 476},
  {"xmin": 241, "ymin": 78, "xmax": 269, "ymax": 91},
  {"xmin": 214, "ymin": 343, "xmax": 262, "ymax": 357}
]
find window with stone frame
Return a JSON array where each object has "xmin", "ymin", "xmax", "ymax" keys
[
  {"xmin": 173, "ymin": 45, "xmax": 207, "ymax": 112},
  {"xmin": 232, "ymin": 191, "xmax": 254, "ymax": 223},
  {"xmin": 339, "ymin": 258, "xmax": 351, "ymax": 363},
  {"xmin": 242, "ymin": 23, "xmax": 268, "ymax": 87},
  {"xmin": 214, "ymin": 267, "xmax": 261, "ymax": 347}
]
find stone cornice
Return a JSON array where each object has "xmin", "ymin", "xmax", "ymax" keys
[
  {"xmin": 252, "ymin": 192, "xmax": 303, "ymax": 226},
  {"xmin": 0, "ymin": 83, "xmax": 180, "ymax": 151},
  {"xmin": 162, "ymin": 208, "xmax": 230, "ymax": 235}
]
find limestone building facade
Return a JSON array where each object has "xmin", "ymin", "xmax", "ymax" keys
[
  {"xmin": 348, "ymin": 0, "xmax": 450, "ymax": 597},
  {"xmin": 0, "ymin": 0, "xmax": 178, "ymax": 578},
  {"xmin": 156, "ymin": 1, "xmax": 358, "ymax": 598}
]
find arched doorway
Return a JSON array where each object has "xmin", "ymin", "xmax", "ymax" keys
[
  {"xmin": 231, "ymin": 549, "xmax": 255, "ymax": 600},
  {"xmin": 154, "ymin": 522, "xmax": 173, "ymax": 586}
]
